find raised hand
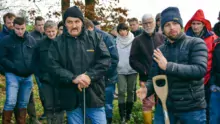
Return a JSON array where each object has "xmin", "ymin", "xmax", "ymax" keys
[{"xmin": 153, "ymin": 49, "xmax": 167, "ymax": 71}]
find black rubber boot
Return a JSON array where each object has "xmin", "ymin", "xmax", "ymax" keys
[
  {"xmin": 126, "ymin": 102, "xmax": 134, "ymax": 122},
  {"xmin": 118, "ymin": 103, "xmax": 126, "ymax": 124}
]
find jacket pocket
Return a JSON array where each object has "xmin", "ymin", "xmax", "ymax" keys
[
  {"xmin": 189, "ymin": 83, "xmax": 204, "ymax": 101},
  {"xmin": 85, "ymin": 49, "xmax": 95, "ymax": 64},
  {"xmin": 26, "ymin": 44, "xmax": 35, "ymax": 53},
  {"xmin": 189, "ymin": 84, "xmax": 196, "ymax": 100},
  {"xmin": 6, "ymin": 44, "xmax": 19, "ymax": 53},
  {"xmin": 59, "ymin": 87, "xmax": 79, "ymax": 110},
  {"xmin": 86, "ymin": 49, "xmax": 95, "ymax": 56}
]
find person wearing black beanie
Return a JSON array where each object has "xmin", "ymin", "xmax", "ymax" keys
[
  {"xmin": 46, "ymin": 6, "xmax": 111, "ymax": 124},
  {"xmin": 137, "ymin": 7, "xmax": 208, "ymax": 124},
  {"xmin": 63, "ymin": 6, "xmax": 84, "ymax": 23},
  {"xmin": 63, "ymin": 6, "xmax": 84, "ymax": 37}
]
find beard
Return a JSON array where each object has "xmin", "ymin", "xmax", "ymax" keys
[
  {"xmin": 144, "ymin": 28, "xmax": 155, "ymax": 34},
  {"xmin": 167, "ymin": 32, "xmax": 184, "ymax": 41}
]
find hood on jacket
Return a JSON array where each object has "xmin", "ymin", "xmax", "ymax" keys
[
  {"xmin": 11, "ymin": 30, "xmax": 29, "ymax": 40},
  {"xmin": 185, "ymin": 9, "xmax": 212, "ymax": 32}
]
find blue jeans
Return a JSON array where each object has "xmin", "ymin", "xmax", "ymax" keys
[
  {"xmin": 66, "ymin": 107, "xmax": 106, "ymax": 124},
  {"xmin": 154, "ymin": 104, "xmax": 206, "ymax": 124},
  {"xmin": 209, "ymin": 91, "xmax": 220, "ymax": 124},
  {"xmin": 4, "ymin": 73, "xmax": 33, "ymax": 110},
  {"xmin": 105, "ymin": 84, "xmax": 115, "ymax": 118}
]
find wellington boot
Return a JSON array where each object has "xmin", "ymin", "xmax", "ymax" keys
[{"xmin": 143, "ymin": 111, "xmax": 153, "ymax": 124}]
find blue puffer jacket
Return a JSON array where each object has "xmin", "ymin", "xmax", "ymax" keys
[{"xmin": 94, "ymin": 28, "xmax": 119, "ymax": 85}]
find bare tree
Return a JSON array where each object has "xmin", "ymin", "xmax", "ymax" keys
[
  {"xmin": 85, "ymin": 0, "xmax": 96, "ymax": 20},
  {"xmin": 62, "ymin": 0, "xmax": 70, "ymax": 14},
  {"xmin": 75, "ymin": 0, "xmax": 128, "ymax": 31}
]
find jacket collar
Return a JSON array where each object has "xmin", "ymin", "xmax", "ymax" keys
[
  {"xmin": 2, "ymin": 25, "xmax": 11, "ymax": 35},
  {"xmin": 33, "ymin": 30, "xmax": 44, "ymax": 37},
  {"xmin": 186, "ymin": 27, "xmax": 214, "ymax": 39},
  {"xmin": 142, "ymin": 30, "xmax": 156, "ymax": 37},
  {"xmin": 165, "ymin": 32, "xmax": 186, "ymax": 45},
  {"xmin": 131, "ymin": 28, "xmax": 143, "ymax": 35},
  {"xmin": 11, "ymin": 30, "xmax": 29, "ymax": 40}
]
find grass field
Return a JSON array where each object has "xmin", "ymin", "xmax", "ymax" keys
[{"xmin": 0, "ymin": 75, "xmax": 145, "ymax": 124}]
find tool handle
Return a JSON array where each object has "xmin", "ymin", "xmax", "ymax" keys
[
  {"xmin": 153, "ymin": 75, "xmax": 170, "ymax": 124},
  {"xmin": 152, "ymin": 75, "xmax": 168, "ymax": 87},
  {"xmin": 162, "ymin": 102, "xmax": 170, "ymax": 124}
]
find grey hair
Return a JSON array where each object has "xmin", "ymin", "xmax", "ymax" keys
[
  {"xmin": 142, "ymin": 13, "xmax": 155, "ymax": 22},
  {"xmin": 44, "ymin": 20, "xmax": 57, "ymax": 30}
]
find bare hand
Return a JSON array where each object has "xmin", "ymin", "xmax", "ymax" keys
[
  {"xmin": 79, "ymin": 74, "xmax": 91, "ymax": 85},
  {"xmin": 72, "ymin": 76, "xmax": 80, "ymax": 84},
  {"xmin": 136, "ymin": 83, "xmax": 147, "ymax": 100},
  {"xmin": 78, "ymin": 83, "xmax": 83, "ymax": 92},
  {"xmin": 140, "ymin": 81, "xmax": 146, "ymax": 87},
  {"xmin": 73, "ymin": 74, "xmax": 91, "ymax": 90},
  {"xmin": 153, "ymin": 49, "xmax": 167, "ymax": 70}
]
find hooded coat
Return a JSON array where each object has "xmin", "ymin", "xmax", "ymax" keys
[{"xmin": 185, "ymin": 9, "xmax": 218, "ymax": 85}]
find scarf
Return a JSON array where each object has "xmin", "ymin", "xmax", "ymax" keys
[{"xmin": 116, "ymin": 31, "xmax": 134, "ymax": 48}]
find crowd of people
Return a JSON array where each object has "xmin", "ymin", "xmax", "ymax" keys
[{"xmin": 0, "ymin": 5, "xmax": 220, "ymax": 124}]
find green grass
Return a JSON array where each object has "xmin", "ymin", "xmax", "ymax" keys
[{"xmin": 0, "ymin": 75, "xmax": 145, "ymax": 124}]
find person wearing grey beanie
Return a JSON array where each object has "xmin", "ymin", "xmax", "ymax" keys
[{"xmin": 137, "ymin": 7, "xmax": 208, "ymax": 124}]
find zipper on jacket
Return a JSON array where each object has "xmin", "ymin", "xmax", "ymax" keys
[{"xmin": 78, "ymin": 37, "xmax": 83, "ymax": 75}]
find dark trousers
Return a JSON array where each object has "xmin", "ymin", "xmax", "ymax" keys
[
  {"xmin": 41, "ymin": 83, "xmax": 61, "ymax": 113},
  {"xmin": 27, "ymin": 76, "xmax": 45, "ymax": 119},
  {"xmin": 27, "ymin": 91, "xmax": 37, "ymax": 118},
  {"xmin": 41, "ymin": 83, "xmax": 64, "ymax": 124},
  {"xmin": 205, "ymin": 83, "xmax": 211, "ymax": 123}
]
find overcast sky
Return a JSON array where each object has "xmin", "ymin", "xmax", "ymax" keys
[
  {"xmin": 118, "ymin": 0, "xmax": 219, "ymax": 27},
  {"xmin": 1, "ymin": 0, "xmax": 219, "ymax": 26}
]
